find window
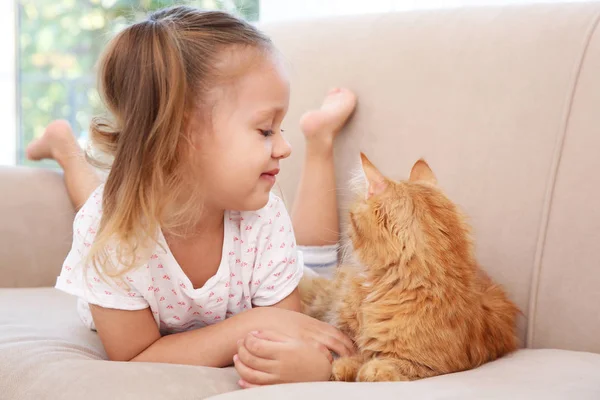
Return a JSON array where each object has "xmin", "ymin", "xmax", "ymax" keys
[
  {"xmin": 16, "ymin": 0, "xmax": 258, "ymax": 167},
  {"xmin": 0, "ymin": 2, "xmax": 16, "ymax": 166}
]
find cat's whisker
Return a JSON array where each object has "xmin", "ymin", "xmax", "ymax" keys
[{"xmin": 338, "ymin": 240, "xmax": 355, "ymax": 264}]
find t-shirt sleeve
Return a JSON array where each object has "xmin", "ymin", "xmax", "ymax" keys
[
  {"xmin": 249, "ymin": 195, "xmax": 304, "ymax": 307},
  {"xmin": 55, "ymin": 187, "xmax": 148, "ymax": 311}
]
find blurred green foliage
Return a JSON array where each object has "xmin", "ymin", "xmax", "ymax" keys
[{"xmin": 18, "ymin": 0, "xmax": 259, "ymax": 167}]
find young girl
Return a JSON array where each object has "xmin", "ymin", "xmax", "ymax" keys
[{"xmin": 26, "ymin": 6, "xmax": 357, "ymax": 388}]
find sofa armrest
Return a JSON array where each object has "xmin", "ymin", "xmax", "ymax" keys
[{"xmin": 0, "ymin": 166, "xmax": 75, "ymax": 288}]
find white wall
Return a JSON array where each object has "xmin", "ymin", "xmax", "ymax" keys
[{"xmin": 0, "ymin": 2, "xmax": 16, "ymax": 165}]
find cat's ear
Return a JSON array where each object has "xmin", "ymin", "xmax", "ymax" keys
[
  {"xmin": 360, "ymin": 153, "xmax": 387, "ymax": 198},
  {"xmin": 409, "ymin": 159, "xmax": 437, "ymax": 185}
]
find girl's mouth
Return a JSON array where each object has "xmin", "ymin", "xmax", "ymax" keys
[{"xmin": 260, "ymin": 168, "xmax": 280, "ymax": 184}]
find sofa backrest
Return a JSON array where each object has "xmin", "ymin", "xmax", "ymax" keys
[
  {"xmin": 0, "ymin": 167, "xmax": 74, "ymax": 288},
  {"xmin": 263, "ymin": 2, "xmax": 600, "ymax": 353}
]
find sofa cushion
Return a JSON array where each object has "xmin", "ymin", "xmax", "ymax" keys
[
  {"xmin": 211, "ymin": 349, "xmax": 600, "ymax": 400},
  {"xmin": 0, "ymin": 288, "xmax": 240, "ymax": 400},
  {"xmin": 2, "ymin": 288, "xmax": 600, "ymax": 400}
]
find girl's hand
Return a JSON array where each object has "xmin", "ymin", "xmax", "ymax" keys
[
  {"xmin": 234, "ymin": 330, "xmax": 333, "ymax": 388},
  {"xmin": 257, "ymin": 307, "xmax": 355, "ymax": 357}
]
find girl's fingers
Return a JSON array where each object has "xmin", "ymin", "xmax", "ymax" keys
[
  {"xmin": 318, "ymin": 333, "xmax": 350, "ymax": 357},
  {"xmin": 316, "ymin": 324, "xmax": 355, "ymax": 356},
  {"xmin": 233, "ymin": 354, "xmax": 277, "ymax": 386},
  {"xmin": 252, "ymin": 330, "xmax": 291, "ymax": 342},
  {"xmin": 237, "ymin": 343, "xmax": 277, "ymax": 373},
  {"xmin": 310, "ymin": 340, "xmax": 334, "ymax": 364},
  {"xmin": 238, "ymin": 379, "xmax": 261, "ymax": 389},
  {"xmin": 243, "ymin": 331, "xmax": 286, "ymax": 360},
  {"xmin": 310, "ymin": 327, "xmax": 353, "ymax": 357},
  {"xmin": 334, "ymin": 331, "xmax": 356, "ymax": 355}
]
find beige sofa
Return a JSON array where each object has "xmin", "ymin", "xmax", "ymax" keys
[{"xmin": 2, "ymin": 2, "xmax": 600, "ymax": 399}]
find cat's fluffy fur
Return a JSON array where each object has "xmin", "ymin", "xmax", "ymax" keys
[{"xmin": 300, "ymin": 154, "xmax": 519, "ymax": 382}]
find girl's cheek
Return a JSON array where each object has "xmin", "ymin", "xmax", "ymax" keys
[{"xmin": 263, "ymin": 138, "xmax": 273, "ymax": 152}]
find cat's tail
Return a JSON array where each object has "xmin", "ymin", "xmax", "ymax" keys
[
  {"xmin": 481, "ymin": 282, "xmax": 521, "ymax": 357},
  {"xmin": 298, "ymin": 272, "xmax": 335, "ymax": 321}
]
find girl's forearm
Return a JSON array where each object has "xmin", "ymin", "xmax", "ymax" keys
[{"xmin": 131, "ymin": 307, "xmax": 268, "ymax": 367}]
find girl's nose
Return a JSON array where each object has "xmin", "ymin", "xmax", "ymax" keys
[{"xmin": 273, "ymin": 132, "xmax": 292, "ymax": 160}]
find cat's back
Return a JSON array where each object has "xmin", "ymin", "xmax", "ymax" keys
[{"xmin": 476, "ymin": 268, "xmax": 520, "ymax": 359}]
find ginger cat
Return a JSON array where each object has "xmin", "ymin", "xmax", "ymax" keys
[{"xmin": 300, "ymin": 154, "xmax": 519, "ymax": 382}]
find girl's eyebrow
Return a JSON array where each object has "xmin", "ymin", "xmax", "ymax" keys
[{"xmin": 253, "ymin": 106, "xmax": 285, "ymax": 119}]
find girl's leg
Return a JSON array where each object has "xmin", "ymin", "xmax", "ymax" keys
[
  {"xmin": 26, "ymin": 120, "xmax": 101, "ymax": 210},
  {"xmin": 292, "ymin": 88, "xmax": 357, "ymax": 271}
]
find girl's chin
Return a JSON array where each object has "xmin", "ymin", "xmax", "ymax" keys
[{"xmin": 238, "ymin": 190, "xmax": 271, "ymax": 212}]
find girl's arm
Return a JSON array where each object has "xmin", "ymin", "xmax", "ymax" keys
[
  {"xmin": 90, "ymin": 291, "xmax": 352, "ymax": 367},
  {"xmin": 91, "ymin": 303, "xmax": 265, "ymax": 367},
  {"xmin": 268, "ymin": 288, "xmax": 301, "ymax": 312},
  {"xmin": 130, "ymin": 307, "xmax": 278, "ymax": 367}
]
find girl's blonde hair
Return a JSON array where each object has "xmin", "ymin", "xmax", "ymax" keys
[{"xmin": 86, "ymin": 6, "xmax": 272, "ymax": 280}]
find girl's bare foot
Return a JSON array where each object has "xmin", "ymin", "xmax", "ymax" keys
[
  {"xmin": 300, "ymin": 88, "xmax": 357, "ymax": 148},
  {"xmin": 26, "ymin": 120, "xmax": 81, "ymax": 165}
]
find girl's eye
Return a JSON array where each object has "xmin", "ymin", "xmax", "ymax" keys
[{"xmin": 259, "ymin": 129, "xmax": 274, "ymax": 137}]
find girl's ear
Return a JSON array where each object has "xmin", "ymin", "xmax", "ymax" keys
[{"xmin": 185, "ymin": 112, "xmax": 205, "ymax": 151}]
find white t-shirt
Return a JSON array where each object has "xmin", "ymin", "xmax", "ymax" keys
[{"xmin": 55, "ymin": 186, "xmax": 304, "ymax": 335}]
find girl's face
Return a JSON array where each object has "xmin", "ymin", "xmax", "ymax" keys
[{"xmin": 192, "ymin": 50, "xmax": 292, "ymax": 212}]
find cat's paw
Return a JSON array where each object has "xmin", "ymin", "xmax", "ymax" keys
[
  {"xmin": 357, "ymin": 359, "xmax": 409, "ymax": 382},
  {"xmin": 331, "ymin": 357, "xmax": 362, "ymax": 382}
]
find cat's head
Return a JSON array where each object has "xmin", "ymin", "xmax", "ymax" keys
[{"xmin": 348, "ymin": 153, "xmax": 472, "ymax": 271}]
